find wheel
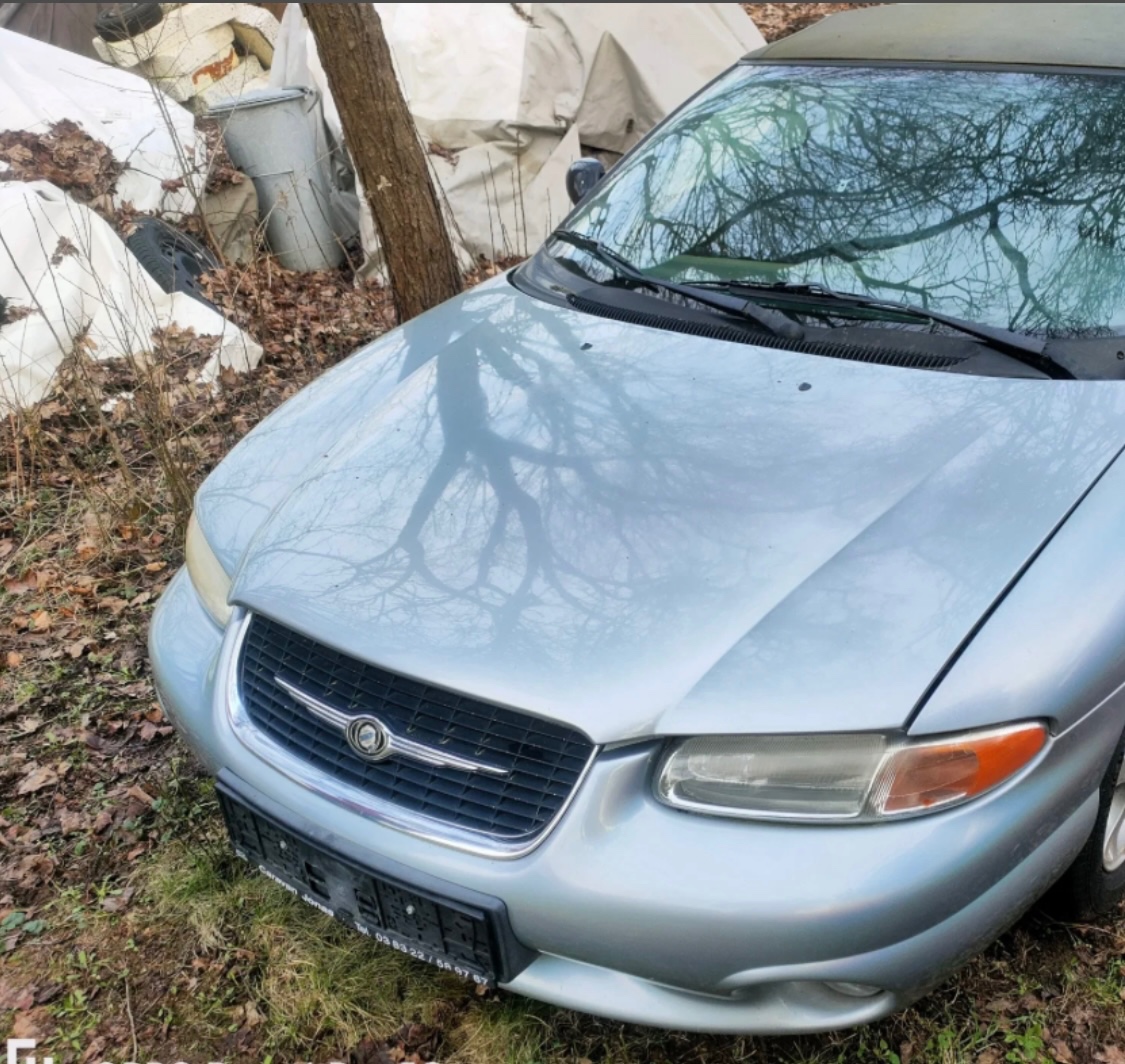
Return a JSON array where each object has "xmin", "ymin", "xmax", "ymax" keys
[
  {"xmin": 1045, "ymin": 723, "xmax": 1125, "ymax": 920},
  {"xmin": 126, "ymin": 218, "xmax": 220, "ymax": 308},
  {"xmin": 94, "ymin": 3, "xmax": 165, "ymax": 44}
]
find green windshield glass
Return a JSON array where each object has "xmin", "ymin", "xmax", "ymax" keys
[{"xmin": 557, "ymin": 64, "xmax": 1125, "ymax": 338}]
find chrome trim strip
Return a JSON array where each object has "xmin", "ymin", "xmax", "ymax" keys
[
  {"xmin": 274, "ymin": 673, "xmax": 511, "ymax": 778},
  {"xmin": 274, "ymin": 675, "xmax": 352, "ymax": 729},
  {"xmin": 222, "ymin": 609, "xmax": 600, "ymax": 859},
  {"xmin": 385, "ymin": 731, "xmax": 511, "ymax": 778}
]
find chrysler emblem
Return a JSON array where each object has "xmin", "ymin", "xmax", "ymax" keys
[
  {"xmin": 346, "ymin": 717, "xmax": 391, "ymax": 761},
  {"xmin": 273, "ymin": 674, "xmax": 511, "ymax": 778}
]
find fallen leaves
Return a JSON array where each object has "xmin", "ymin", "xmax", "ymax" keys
[
  {"xmin": 100, "ymin": 885, "xmax": 135, "ymax": 914},
  {"xmin": 350, "ymin": 1026, "xmax": 439, "ymax": 1064},
  {"xmin": 3, "ymin": 574, "xmax": 36, "ymax": 596},
  {"xmin": 5, "ymin": 853, "xmax": 56, "ymax": 892},
  {"xmin": 139, "ymin": 707, "xmax": 174, "ymax": 743},
  {"xmin": 196, "ymin": 116, "xmax": 246, "ymax": 192},
  {"xmin": 75, "ymin": 537, "xmax": 100, "ymax": 562},
  {"xmin": 49, "ymin": 235, "xmax": 78, "ymax": 266},
  {"xmin": 203, "ymin": 257, "xmax": 396, "ymax": 374},
  {"xmin": 125, "ymin": 784, "xmax": 155, "ymax": 807},
  {"xmin": 742, "ymin": 2, "xmax": 884, "ymax": 41},
  {"xmin": 0, "ymin": 979, "xmax": 37, "ymax": 1012},
  {"xmin": 0, "ymin": 119, "xmax": 125, "ymax": 207},
  {"xmin": 16, "ymin": 764, "xmax": 58, "ymax": 796},
  {"xmin": 66, "ymin": 637, "xmax": 93, "ymax": 659},
  {"xmin": 232, "ymin": 1000, "xmax": 266, "ymax": 1029},
  {"xmin": 57, "ymin": 809, "xmax": 86, "ymax": 835},
  {"xmin": 8, "ymin": 1008, "xmax": 46, "ymax": 1041}
]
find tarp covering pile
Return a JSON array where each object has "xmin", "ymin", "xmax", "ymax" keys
[
  {"xmin": 0, "ymin": 27, "xmax": 203, "ymax": 215},
  {"xmin": 0, "ymin": 29, "xmax": 261, "ymax": 411},
  {"xmin": 271, "ymin": 3, "xmax": 765, "ymax": 267},
  {"xmin": 0, "ymin": 183, "xmax": 260, "ymax": 410}
]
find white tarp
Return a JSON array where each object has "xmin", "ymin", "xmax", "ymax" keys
[
  {"xmin": 271, "ymin": 3, "xmax": 765, "ymax": 266},
  {"xmin": 0, "ymin": 181, "xmax": 261, "ymax": 411},
  {"xmin": 0, "ymin": 27, "xmax": 203, "ymax": 215}
]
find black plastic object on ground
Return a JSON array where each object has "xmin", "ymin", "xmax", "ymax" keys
[
  {"xmin": 126, "ymin": 218, "xmax": 220, "ymax": 308},
  {"xmin": 93, "ymin": 2, "xmax": 163, "ymax": 43}
]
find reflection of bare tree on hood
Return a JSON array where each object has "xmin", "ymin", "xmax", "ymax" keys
[
  {"xmin": 219, "ymin": 267, "xmax": 1125, "ymax": 737},
  {"xmin": 351, "ymin": 303, "xmax": 758, "ymax": 657},
  {"xmin": 240, "ymin": 287, "xmax": 1113, "ymax": 685},
  {"xmin": 574, "ymin": 66, "xmax": 1125, "ymax": 337}
]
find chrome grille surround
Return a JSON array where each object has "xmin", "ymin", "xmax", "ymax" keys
[{"xmin": 221, "ymin": 609, "xmax": 600, "ymax": 859}]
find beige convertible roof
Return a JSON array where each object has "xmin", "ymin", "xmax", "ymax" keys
[{"xmin": 751, "ymin": 4, "xmax": 1125, "ymax": 70}]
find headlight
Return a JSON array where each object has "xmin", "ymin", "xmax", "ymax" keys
[
  {"xmin": 655, "ymin": 722, "xmax": 1047, "ymax": 822},
  {"xmin": 185, "ymin": 513, "xmax": 233, "ymax": 627}
]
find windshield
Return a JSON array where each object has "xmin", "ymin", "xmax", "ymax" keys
[{"xmin": 548, "ymin": 64, "xmax": 1125, "ymax": 339}]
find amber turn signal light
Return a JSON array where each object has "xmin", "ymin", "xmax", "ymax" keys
[{"xmin": 871, "ymin": 722, "xmax": 1048, "ymax": 817}]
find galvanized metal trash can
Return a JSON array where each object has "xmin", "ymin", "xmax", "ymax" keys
[{"xmin": 206, "ymin": 87, "xmax": 343, "ymax": 272}]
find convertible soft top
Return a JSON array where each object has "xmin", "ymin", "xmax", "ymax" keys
[{"xmin": 751, "ymin": 3, "xmax": 1125, "ymax": 70}]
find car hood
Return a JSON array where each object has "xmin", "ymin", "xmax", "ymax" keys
[{"xmin": 203, "ymin": 282, "xmax": 1125, "ymax": 743}]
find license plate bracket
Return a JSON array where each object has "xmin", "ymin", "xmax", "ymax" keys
[{"xmin": 217, "ymin": 779, "xmax": 521, "ymax": 987}]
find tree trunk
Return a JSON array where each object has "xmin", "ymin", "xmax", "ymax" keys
[{"xmin": 300, "ymin": 3, "xmax": 463, "ymax": 323}]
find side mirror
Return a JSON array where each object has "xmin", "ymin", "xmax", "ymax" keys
[{"xmin": 566, "ymin": 159, "xmax": 605, "ymax": 206}]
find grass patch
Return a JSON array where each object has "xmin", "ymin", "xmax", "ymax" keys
[
  {"xmin": 132, "ymin": 794, "xmax": 1125, "ymax": 1064},
  {"xmin": 143, "ymin": 781, "xmax": 471, "ymax": 1049}
]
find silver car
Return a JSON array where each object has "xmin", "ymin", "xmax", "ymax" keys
[{"xmin": 150, "ymin": 3, "xmax": 1125, "ymax": 1035}]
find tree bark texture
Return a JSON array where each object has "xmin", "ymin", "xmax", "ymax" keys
[{"xmin": 301, "ymin": 3, "xmax": 462, "ymax": 323}]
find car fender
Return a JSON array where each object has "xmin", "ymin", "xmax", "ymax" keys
[{"xmin": 911, "ymin": 447, "xmax": 1125, "ymax": 750}]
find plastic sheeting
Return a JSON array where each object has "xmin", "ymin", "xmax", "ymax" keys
[
  {"xmin": 0, "ymin": 182, "xmax": 262, "ymax": 411},
  {"xmin": 270, "ymin": 3, "xmax": 764, "ymax": 267},
  {"xmin": 0, "ymin": 27, "xmax": 203, "ymax": 216}
]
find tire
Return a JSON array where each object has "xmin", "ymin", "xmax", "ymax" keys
[
  {"xmin": 1044, "ymin": 723, "xmax": 1125, "ymax": 920},
  {"xmin": 126, "ymin": 218, "xmax": 220, "ymax": 308},
  {"xmin": 94, "ymin": 3, "xmax": 165, "ymax": 44}
]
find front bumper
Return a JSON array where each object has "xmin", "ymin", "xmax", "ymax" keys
[{"xmin": 150, "ymin": 568, "xmax": 1105, "ymax": 1035}]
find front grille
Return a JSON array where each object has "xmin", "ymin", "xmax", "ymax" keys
[{"xmin": 237, "ymin": 614, "xmax": 595, "ymax": 841}]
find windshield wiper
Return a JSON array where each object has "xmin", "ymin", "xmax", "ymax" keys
[
  {"xmin": 550, "ymin": 230, "xmax": 804, "ymax": 341},
  {"xmin": 708, "ymin": 281, "xmax": 1074, "ymax": 379}
]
